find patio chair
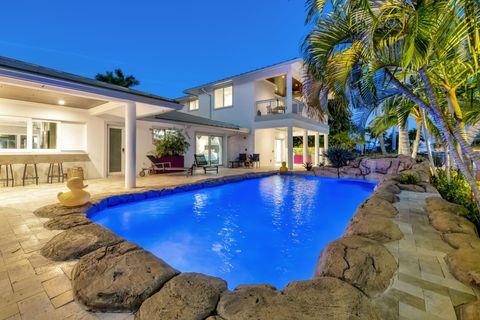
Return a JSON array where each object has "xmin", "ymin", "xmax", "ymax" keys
[
  {"xmin": 252, "ymin": 154, "xmax": 260, "ymax": 168},
  {"xmin": 194, "ymin": 154, "xmax": 219, "ymax": 174},
  {"xmin": 238, "ymin": 153, "xmax": 247, "ymax": 167}
]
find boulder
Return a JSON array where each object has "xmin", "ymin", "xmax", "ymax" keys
[
  {"xmin": 442, "ymin": 233, "xmax": 480, "ymax": 250},
  {"xmin": 397, "ymin": 184, "xmax": 426, "ymax": 193},
  {"xmin": 33, "ymin": 203, "xmax": 91, "ymax": 218},
  {"xmin": 313, "ymin": 236, "xmax": 397, "ymax": 297},
  {"xmin": 43, "ymin": 214, "xmax": 91, "ymax": 230},
  {"xmin": 216, "ymin": 277, "xmax": 379, "ymax": 320},
  {"xmin": 417, "ymin": 182, "xmax": 438, "ymax": 194},
  {"xmin": 345, "ymin": 216, "xmax": 403, "ymax": 243},
  {"xmin": 375, "ymin": 181, "xmax": 401, "ymax": 194},
  {"xmin": 428, "ymin": 210, "xmax": 478, "ymax": 236},
  {"xmin": 373, "ymin": 190, "xmax": 399, "ymax": 203},
  {"xmin": 313, "ymin": 167, "xmax": 339, "ymax": 178},
  {"xmin": 136, "ymin": 273, "xmax": 227, "ymax": 320},
  {"xmin": 73, "ymin": 241, "xmax": 179, "ymax": 312},
  {"xmin": 445, "ymin": 248, "xmax": 480, "ymax": 287},
  {"xmin": 41, "ymin": 224, "xmax": 124, "ymax": 261},
  {"xmin": 457, "ymin": 300, "xmax": 480, "ymax": 320},
  {"xmin": 425, "ymin": 197, "xmax": 468, "ymax": 216},
  {"xmin": 352, "ymin": 196, "xmax": 398, "ymax": 221}
]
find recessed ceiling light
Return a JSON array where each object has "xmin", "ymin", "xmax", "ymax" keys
[{"xmin": 58, "ymin": 99, "xmax": 66, "ymax": 105}]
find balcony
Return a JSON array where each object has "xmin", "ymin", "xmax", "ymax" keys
[{"xmin": 255, "ymin": 98, "xmax": 322, "ymax": 122}]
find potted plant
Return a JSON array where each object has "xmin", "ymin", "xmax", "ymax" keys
[
  {"xmin": 153, "ymin": 129, "xmax": 190, "ymax": 168},
  {"xmin": 303, "ymin": 162, "xmax": 313, "ymax": 171}
]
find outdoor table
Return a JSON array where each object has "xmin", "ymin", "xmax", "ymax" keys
[{"xmin": 228, "ymin": 160, "xmax": 240, "ymax": 168}]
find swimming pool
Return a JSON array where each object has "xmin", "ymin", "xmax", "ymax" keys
[{"xmin": 89, "ymin": 175, "xmax": 376, "ymax": 289}]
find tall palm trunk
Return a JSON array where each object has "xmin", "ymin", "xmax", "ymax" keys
[
  {"xmin": 379, "ymin": 134, "xmax": 387, "ymax": 155},
  {"xmin": 420, "ymin": 108, "xmax": 437, "ymax": 177},
  {"xmin": 397, "ymin": 121, "xmax": 410, "ymax": 156},
  {"xmin": 411, "ymin": 119, "xmax": 422, "ymax": 159}
]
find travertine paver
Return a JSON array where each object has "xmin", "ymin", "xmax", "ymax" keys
[
  {"xmin": 0, "ymin": 168, "xmax": 271, "ymax": 320},
  {"xmin": 382, "ymin": 191, "xmax": 480, "ymax": 320}
]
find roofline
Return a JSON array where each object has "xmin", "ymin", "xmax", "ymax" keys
[
  {"xmin": 0, "ymin": 56, "xmax": 180, "ymax": 108},
  {"xmin": 183, "ymin": 57, "xmax": 302, "ymax": 94}
]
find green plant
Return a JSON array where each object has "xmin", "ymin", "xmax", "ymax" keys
[
  {"xmin": 432, "ymin": 169, "xmax": 480, "ymax": 227},
  {"xmin": 399, "ymin": 173, "xmax": 419, "ymax": 185},
  {"xmin": 154, "ymin": 129, "xmax": 190, "ymax": 157},
  {"xmin": 324, "ymin": 146, "xmax": 355, "ymax": 178},
  {"xmin": 303, "ymin": 162, "xmax": 313, "ymax": 171}
]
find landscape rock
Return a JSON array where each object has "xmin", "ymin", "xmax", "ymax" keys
[
  {"xmin": 136, "ymin": 273, "xmax": 227, "ymax": 320},
  {"xmin": 41, "ymin": 224, "xmax": 124, "ymax": 261},
  {"xmin": 425, "ymin": 197, "xmax": 468, "ymax": 216},
  {"xmin": 352, "ymin": 196, "xmax": 398, "ymax": 221},
  {"xmin": 216, "ymin": 277, "xmax": 379, "ymax": 320},
  {"xmin": 397, "ymin": 184, "xmax": 425, "ymax": 193},
  {"xmin": 313, "ymin": 236, "xmax": 397, "ymax": 297},
  {"xmin": 345, "ymin": 216, "xmax": 403, "ymax": 243},
  {"xmin": 33, "ymin": 202, "xmax": 91, "ymax": 218},
  {"xmin": 457, "ymin": 300, "xmax": 480, "ymax": 320},
  {"xmin": 442, "ymin": 233, "xmax": 480, "ymax": 250},
  {"xmin": 73, "ymin": 241, "xmax": 179, "ymax": 312},
  {"xmin": 372, "ymin": 189, "xmax": 399, "ymax": 203},
  {"xmin": 43, "ymin": 214, "xmax": 91, "ymax": 230},
  {"xmin": 375, "ymin": 181, "xmax": 401, "ymax": 194},
  {"xmin": 445, "ymin": 248, "xmax": 480, "ymax": 287},
  {"xmin": 428, "ymin": 210, "xmax": 478, "ymax": 236}
]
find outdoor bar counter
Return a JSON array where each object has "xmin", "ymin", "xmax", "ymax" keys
[{"xmin": 0, "ymin": 152, "xmax": 90, "ymax": 165}]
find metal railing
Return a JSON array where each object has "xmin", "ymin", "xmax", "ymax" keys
[{"xmin": 255, "ymin": 98, "xmax": 322, "ymax": 121}]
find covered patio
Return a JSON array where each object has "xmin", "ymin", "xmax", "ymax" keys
[{"xmin": 0, "ymin": 56, "xmax": 182, "ymax": 190}]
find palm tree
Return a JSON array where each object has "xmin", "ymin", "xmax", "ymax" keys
[
  {"xmin": 95, "ymin": 69, "xmax": 140, "ymax": 88},
  {"xmin": 303, "ymin": 0, "xmax": 480, "ymax": 212}
]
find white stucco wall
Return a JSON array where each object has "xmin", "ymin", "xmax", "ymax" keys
[{"xmin": 254, "ymin": 128, "xmax": 287, "ymax": 167}]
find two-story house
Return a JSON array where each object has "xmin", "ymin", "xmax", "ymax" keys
[{"xmin": 175, "ymin": 58, "xmax": 329, "ymax": 169}]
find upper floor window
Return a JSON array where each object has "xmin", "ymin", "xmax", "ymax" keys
[
  {"xmin": 214, "ymin": 86, "xmax": 233, "ymax": 109},
  {"xmin": 152, "ymin": 128, "xmax": 176, "ymax": 142},
  {"xmin": 187, "ymin": 99, "xmax": 199, "ymax": 111}
]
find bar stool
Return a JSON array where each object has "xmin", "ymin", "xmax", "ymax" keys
[
  {"xmin": 47, "ymin": 163, "xmax": 65, "ymax": 183},
  {"xmin": 22, "ymin": 163, "xmax": 39, "ymax": 186},
  {"xmin": 0, "ymin": 164, "xmax": 14, "ymax": 187}
]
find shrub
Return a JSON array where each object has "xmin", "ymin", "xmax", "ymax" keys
[
  {"xmin": 154, "ymin": 129, "xmax": 190, "ymax": 156},
  {"xmin": 324, "ymin": 146, "xmax": 355, "ymax": 178},
  {"xmin": 303, "ymin": 162, "xmax": 313, "ymax": 171},
  {"xmin": 432, "ymin": 169, "xmax": 480, "ymax": 226},
  {"xmin": 399, "ymin": 173, "xmax": 419, "ymax": 185}
]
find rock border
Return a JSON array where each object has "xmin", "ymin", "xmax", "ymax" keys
[{"xmin": 34, "ymin": 158, "xmax": 436, "ymax": 319}]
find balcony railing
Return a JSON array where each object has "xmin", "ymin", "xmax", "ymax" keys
[{"xmin": 255, "ymin": 98, "xmax": 322, "ymax": 121}]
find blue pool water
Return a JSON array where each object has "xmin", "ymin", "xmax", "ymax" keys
[{"xmin": 90, "ymin": 175, "xmax": 376, "ymax": 289}]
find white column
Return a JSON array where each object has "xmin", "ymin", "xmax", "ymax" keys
[
  {"xmin": 324, "ymin": 134, "xmax": 329, "ymax": 151},
  {"xmin": 314, "ymin": 132, "xmax": 319, "ymax": 166},
  {"xmin": 125, "ymin": 102, "xmax": 136, "ymax": 189},
  {"xmin": 287, "ymin": 126, "xmax": 294, "ymax": 169},
  {"xmin": 286, "ymin": 69, "xmax": 293, "ymax": 113},
  {"xmin": 302, "ymin": 130, "xmax": 308, "ymax": 164}
]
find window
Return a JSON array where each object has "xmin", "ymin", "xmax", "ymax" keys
[
  {"xmin": 152, "ymin": 128, "xmax": 176, "ymax": 142},
  {"xmin": 195, "ymin": 135, "xmax": 223, "ymax": 165},
  {"xmin": 0, "ymin": 118, "xmax": 28, "ymax": 150},
  {"xmin": 0, "ymin": 116, "xmax": 65, "ymax": 152},
  {"xmin": 187, "ymin": 99, "xmax": 199, "ymax": 111},
  {"xmin": 32, "ymin": 121, "xmax": 57, "ymax": 149},
  {"xmin": 214, "ymin": 86, "xmax": 233, "ymax": 109}
]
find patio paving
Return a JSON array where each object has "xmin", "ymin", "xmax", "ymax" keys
[
  {"xmin": 0, "ymin": 168, "xmax": 271, "ymax": 320},
  {"xmin": 379, "ymin": 191, "xmax": 480, "ymax": 320}
]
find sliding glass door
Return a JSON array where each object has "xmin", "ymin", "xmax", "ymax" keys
[{"xmin": 195, "ymin": 135, "xmax": 223, "ymax": 165}]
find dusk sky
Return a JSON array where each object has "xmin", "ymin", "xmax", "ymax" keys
[{"xmin": 0, "ymin": 0, "xmax": 317, "ymax": 98}]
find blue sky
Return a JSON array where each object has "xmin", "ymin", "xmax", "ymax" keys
[{"xmin": 0, "ymin": 0, "xmax": 312, "ymax": 98}]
